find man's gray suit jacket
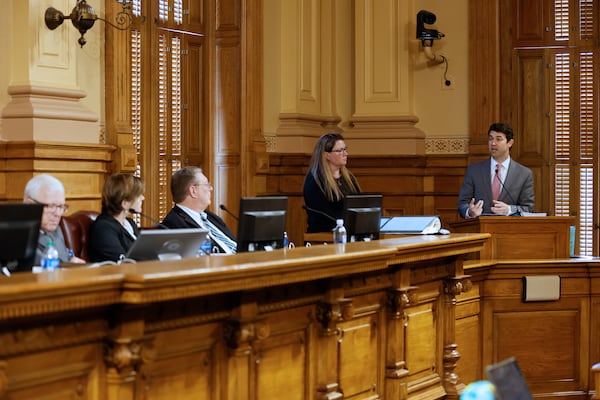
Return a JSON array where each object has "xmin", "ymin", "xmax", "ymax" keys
[{"xmin": 457, "ymin": 158, "xmax": 534, "ymax": 218}]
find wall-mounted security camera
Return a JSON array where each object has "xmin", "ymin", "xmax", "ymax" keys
[{"xmin": 416, "ymin": 10, "xmax": 445, "ymax": 47}]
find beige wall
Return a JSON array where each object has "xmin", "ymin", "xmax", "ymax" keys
[
  {"xmin": 0, "ymin": 0, "xmax": 105, "ymax": 144},
  {"xmin": 413, "ymin": 0, "xmax": 469, "ymax": 138},
  {"xmin": 0, "ymin": 0, "xmax": 468, "ymax": 152},
  {"xmin": 263, "ymin": 0, "xmax": 469, "ymax": 155}
]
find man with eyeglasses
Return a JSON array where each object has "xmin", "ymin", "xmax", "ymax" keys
[
  {"xmin": 161, "ymin": 166, "xmax": 237, "ymax": 254},
  {"xmin": 23, "ymin": 174, "xmax": 86, "ymax": 266}
]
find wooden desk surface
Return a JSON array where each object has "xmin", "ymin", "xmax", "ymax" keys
[{"xmin": 0, "ymin": 233, "xmax": 489, "ymax": 310}]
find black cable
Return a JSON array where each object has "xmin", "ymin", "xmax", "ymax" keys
[{"xmin": 441, "ymin": 55, "xmax": 451, "ymax": 87}]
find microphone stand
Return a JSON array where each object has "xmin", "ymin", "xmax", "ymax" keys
[
  {"xmin": 302, "ymin": 204, "xmax": 337, "ymax": 222},
  {"xmin": 128, "ymin": 209, "xmax": 169, "ymax": 228},
  {"xmin": 219, "ymin": 204, "xmax": 238, "ymax": 221},
  {"xmin": 494, "ymin": 169, "xmax": 521, "ymax": 216}
]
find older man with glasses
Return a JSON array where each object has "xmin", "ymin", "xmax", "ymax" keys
[{"xmin": 23, "ymin": 174, "xmax": 85, "ymax": 266}]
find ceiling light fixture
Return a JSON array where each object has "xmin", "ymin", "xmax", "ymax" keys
[{"xmin": 45, "ymin": 0, "xmax": 133, "ymax": 47}]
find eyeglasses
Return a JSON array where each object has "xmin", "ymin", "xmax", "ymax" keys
[
  {"xmin": 193, "ymin": 182, "xmax": 213, "ymax": 189},
  {"xmin": 30, "ymin": 198, "xmax": 69, "ymax": 213},
  {"xmin": 329, "ymin": 147, "xmax": 348, "ymax": 154}
]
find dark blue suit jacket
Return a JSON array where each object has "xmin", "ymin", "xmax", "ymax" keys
[{"xmin": 457, "ymin": 158, "xmax": 534, "ymax": 218}]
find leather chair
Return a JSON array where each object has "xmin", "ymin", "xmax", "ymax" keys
[{"xmin": 59, "ymin": 210, "xmax": 99, "ymax": 262}]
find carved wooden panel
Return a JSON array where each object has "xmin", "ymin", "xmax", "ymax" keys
[
  {"xmin": 482, "ymin": 260, "xmax": 592, "ymax": 398},
  {"xmin": 338, "ymin": 313, "xmax": 381, "ymax": 398},
  {"xmin": 254, "ymin": 328, "xmax": 309, "ymax": 400},
  {"xmin": 513, "ymin": 0, "xmax": 548, "ymax": 46},
  {"xmin": 6, "ymin": 235, "xmax": 560, "ymax": 400},
  {"xmin": 182, "ymin": 35, "xmax": 207, "ymax": 167},
  {"xmin": 455, "ymin": 284, "xmax": 482, "ymax": 385}
]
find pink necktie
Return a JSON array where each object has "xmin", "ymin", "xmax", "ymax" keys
[{"xmin": 492, "ymin": 163, "xmax": 502, "ymax": 200}]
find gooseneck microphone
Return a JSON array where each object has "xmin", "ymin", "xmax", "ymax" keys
[
  {"xmin": 302, "ymin": 204, "xmax": 337, "ymax": 222},
  {"xmin": 493, "ymin": 169, "xmax": 520, "ymax": 216},
  {"xmin": 219, "ymin": 204, "xmax": 238, "ymax": 221},
  {"xmin": 128, "ymin": 209, "xmax": 169, "ymax": 229}
]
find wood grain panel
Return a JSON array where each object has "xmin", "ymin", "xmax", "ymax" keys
[
  {"xmin": 339, "ymin": 314, "xmax": 381, "ymax": 398},
  {"xmin": 479, "ymin": 259, "xmax": 593, "ymax": 399},
  {"xmin": 450, "ymin": 216, "xmax": 573, "ymax": 260},
  {"xmin": 493, "ymin": 310, "xmax": 581, "ymax": 391},
  {"xmin": 469, "ymin": 0, "xmax": 501, "ymax": 156},
  {"xmin": 513, "ymin": 49, "xmax": 548, "ymax": 162},
  {"xmin": 255, "ymin": 330, "xmax": 308, "ymax": 400},
  {"xmin": 455, "ymin": 283, "xmax": 482, "ymax": 385},
  {"xmin": 0, "ymin": 141, "xmax": 113, "ymax": 211},
  {"xmin": 513, "ymin": 0, "xmax": 546, "ymax": 44},
  {"xmin": 0, "ymin": 234, "xmax": 488, "ymax": 400},
  {"xmin": 182, "ymin": 36, "xmax": 206, "ymax": 167},
  {"xmin": 215, "ymin": 0, "xmax": 241, "ymax": 31}
]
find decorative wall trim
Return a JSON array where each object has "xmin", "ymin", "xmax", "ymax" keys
[{"xmin": 425, "ymin": 137, "xmax": 469, "ymax": 154}]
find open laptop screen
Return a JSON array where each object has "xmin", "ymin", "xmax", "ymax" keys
[{"xmin": 125, "ymin": 228, "xmax": 208, "ymax": 261}]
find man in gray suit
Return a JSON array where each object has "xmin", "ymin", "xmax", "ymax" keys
[{"xmin": 457, "ymin": 122, "xmax": 534, "ymax": 218}]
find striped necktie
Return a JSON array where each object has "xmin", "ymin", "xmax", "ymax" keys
[{"xmin": 200, "ymin": 213, "xmax": 237, "ymax": 254}]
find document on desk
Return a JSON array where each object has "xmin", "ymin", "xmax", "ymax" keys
[
  {"xmin": 379, "ymin": 216, "xmax": 441, "ymax": 234},
  {"xmin": 520, "ymin": 212, "xmax": 548, "ymax": 217}
]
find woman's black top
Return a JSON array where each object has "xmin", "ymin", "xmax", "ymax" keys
[
  {"xmin": 303, "ymin": 172, "xmax": 360, "ymax": 233},
  {"xmin": 88, "ymin": 213, "xmax": 140, "ymax": 262}
]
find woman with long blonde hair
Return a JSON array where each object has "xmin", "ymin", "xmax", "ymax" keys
[{"xmin": 303, "ymin": 132, "xmax": 361, "ymax": 232}]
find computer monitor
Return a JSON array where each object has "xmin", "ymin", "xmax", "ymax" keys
[
  {"xmin": 343, "ymin": 194, "xmax": 383, "ymax": 242},
  {"xmin": 0, "ymin": 203, "xmax": 44, "ymax": 274},
  {"xmin": 125, "ymin": 228, "xmax": 209, "ymax": 261},
  {"xmin": 237, "ymin": 196, "xmax": 288, "ymax": 252}
]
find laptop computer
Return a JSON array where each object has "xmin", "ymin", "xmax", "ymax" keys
[
  {"xmin": 379, "ymin": 216, "xmax": 442, "ymax": 234},
  {"xmin": 125, "ymin": 228, "xmax": 209, "ymax": 261},
  {"xmin": 485, "ymin": 356, "xmax": 533, "ymax": 400}
]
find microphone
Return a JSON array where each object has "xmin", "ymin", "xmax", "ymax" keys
[
  {"xmin": 128, "ymin": 209, "xmax": 169, "ymax": 229},
  {"xmin": 302, "ymin": 204, "xmax": 337, "ymax": 222},
  {"xmin": 219, "ymin": 204, "xmax": 238, "ymax": 221},
  {"xmin": 493, "ymin": 169, "xmax": 520, "ymax": 216}
]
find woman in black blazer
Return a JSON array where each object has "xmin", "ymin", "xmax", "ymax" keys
[
  {"xmin": 88, "ymin": 174, "xmax": 145, "ymax": 262},
  {"xmin": 303, "ymin": 133, "xmax": 361, "ymax": 233}
]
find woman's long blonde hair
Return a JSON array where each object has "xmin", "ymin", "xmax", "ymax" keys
[{"xmin": 306, "ymin": 132, "xmax": 360, "ymax": 202}]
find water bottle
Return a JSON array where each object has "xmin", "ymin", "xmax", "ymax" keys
[
  {"xmin": 283, "ymin": 231, "xmax": 289, "ymax": 248},
  {"xmin": 199, "ymin": 232, "xmax": 212, "ymax": 256},
  {"xmin": 333, "ymin": 219, "xmax": 347, "ymax": 244},
  {"xmin": 42, "ymin": 239, "xmax": 60, "ymax": 270}
]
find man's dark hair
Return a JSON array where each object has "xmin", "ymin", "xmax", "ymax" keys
[
  {"xmin": 488, "ymin": 122, "xmax": 514, "ymax": 142},
  {"xmin": 171, "ymin": 166, "xmax": 202, "ymax": 203}
]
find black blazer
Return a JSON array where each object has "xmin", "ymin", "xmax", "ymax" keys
[
  {"xmin": 161, "ymin": 205, "xmax": 236, "ymax": 251},
  {"xmin": 88, "ymin": 213, "xmax": 140, "ymax": 262}
]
